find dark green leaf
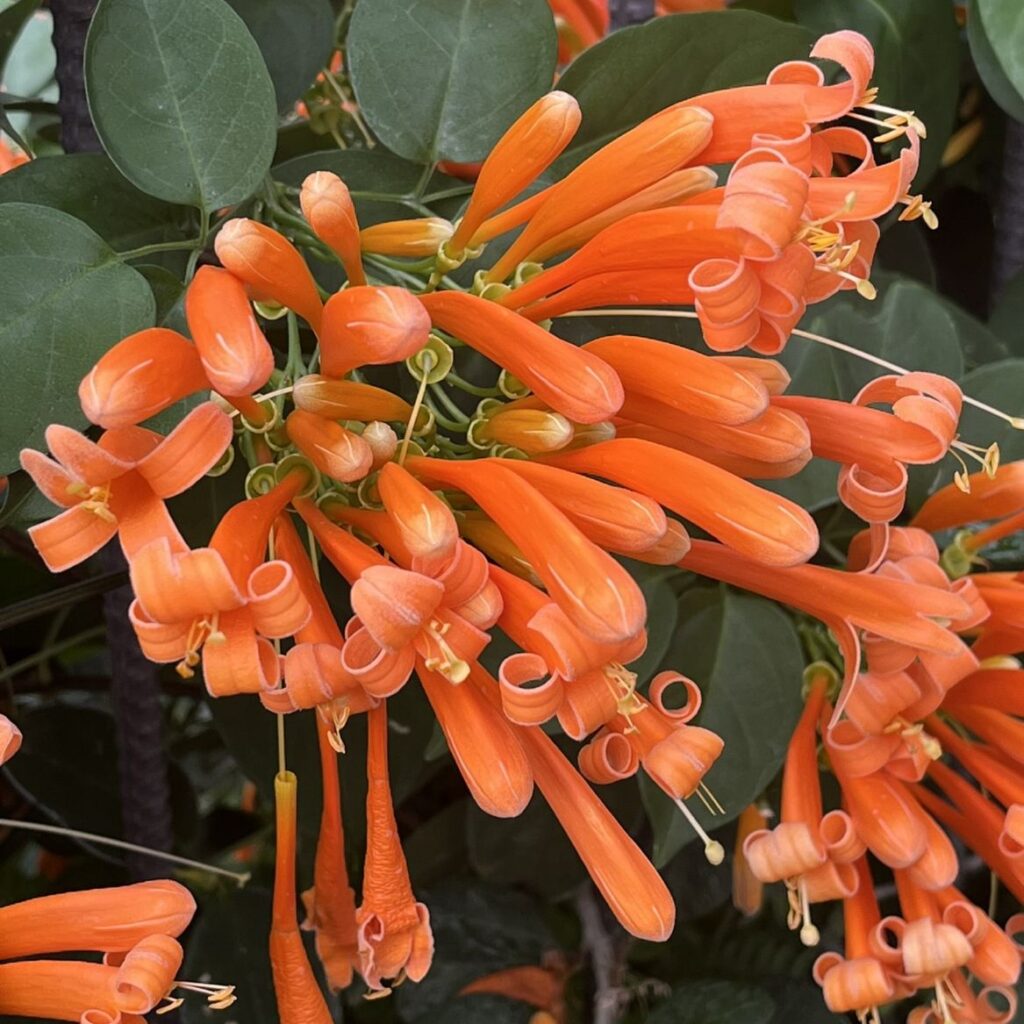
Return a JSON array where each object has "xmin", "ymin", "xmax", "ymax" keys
[
  {"xmin": 558, "ymin": 11, "xmax": 813, "ymax": 160},
  {"xmin": 0, "ymin": 203, "xmax": 154, "ymax": 473},
  {"xmin": 226, "ymin": 0, "xmax": 335, "ymax": 113},
  {"xmin": 976, "ymin": 0, "xmax": 1024, "ymax": 114},
  {"xmin": 793, "ymin": 0, "xmax": 959, "ymax": 183},
  {"xmin": 643, "ymin": 589, "xmax": 803, "ymax": 865},
  {"xmin": 648, "ymin": 979, "xmax": 775, "ymax": 1024},
  {"xmin": 347, "ymin": 0, "xmax": 557, "ymax": 164},
  {"xmin": 968, "ymin": 0, "xmax": 1024, "ymax": 121},
  {"xmin": 181, "ymin": 888, "xmax": 280, "ymax": 1024},
  {"xmin": 0, "ymin": 154, "xmax": 194, "ymax": 250},
  {"xmin": 86, "ymin": 0, "xmax": 277, "ymax": 209},
  {"xmin": 990, "ymin": 267, "xmax": 1024, "ymax": 355},
  {"xmin": 0, "ymin": 0, "xmax": 40, "ymax": 75},
  {"xmin": 429, "ymin": 995, "xmax": 534, "ymax": 1024},
  {"xmin": 629, "ymin": 564, "xmax": 681, "ymax": 688},
  {"xmin": 949, "ymin": 359, "xmax": 1024, "ymax": 467},
  {"xmin": 137, "ymin": 264, "xmax": 188, "ymax": 331}
]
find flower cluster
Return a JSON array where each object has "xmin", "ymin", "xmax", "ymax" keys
[{"xmin": 16, "ymin": 29, "xmax": 1012, "ymax": 1020}]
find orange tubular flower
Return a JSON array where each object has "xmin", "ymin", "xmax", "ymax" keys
[
  {"xmin": 543, "ymin": 438, "xmax": 818, "ymax": 567},
  {"xmin": 184, "ymin": 266, "xmax": 275, "ymax": 397},
  {"xmin": 470, "ymin": 664, "xmax": 675, "ymax": 941},
  {"xmin": 0, "ymin": 713, "xmax": 21, "ymax": 765},
  {"xmin": 733, "ymin": 804, "xmax": 768, "ymax": 917},
  {"xmin": 214, "ymin": 218, "xmax": 324, "ymax": 333},
  {"xmin": 377, "ymin": 462, "xmax": 458, "ymax": 573},
  {"xmin": 418, "ymin": 291, "xmax": 623, "ymax": 424},
  {"xmin": 292, "ymin": 374, "xmax": 415, "ymax": 422},
  {"xmin": 485, "ymin": 106, "xmax": 713, "ymax": 282},
  {"xmin": 0, "ymin": 138, "xmax": 28, "ymax": 172},
  {"xmin": 935, "ymin": 888, "xmax": 1022, "ymax": 989},
  {"xmin": 128, "ymin": 471, "xmax": 311, "ymax": 695},
  {"xmin": 319, "ymin": 286, "xmax": 431, "ymax": 379},
  {"xmin": 270, "ymin": 771, "xmax": 334, "ymax": 1024},
  {"xmin": 912, "ymin": 462, "xmax": 1024, "ymax": 533},
  {"xmin": 20, "ymin": 405, "xmax": 232, "ymax": 572},
  {"xmin": 549, "ymin": 0, "xmax": 608, "ymax": 61},
  {"xmin": 0, "ymin": 960, "xmax": 150, "ymax": 1023},
  {"xmin": 473, "ymin": 406, "xmax": 574, "ymax": 454},
  {"xmin": 360, "ymin": 218, "xmax": 454, "ymax": 259},
  {"xmin": 300, "ymin": 170, "xmax": 366, "ymax": 286},
  {"xmin": 407, "ymin": 456, "xmax": 645, "ymax": 644},
  {"xmin": 285, "ymin": 410, "xmax": 373, "ymax": 483},
  {"xmin": 357, "ymin": 703, "xmax": 433, "ymax": 994},
  {"xmin": 448, "ymin": 91, "xmax": 582, "ymax": 256}
]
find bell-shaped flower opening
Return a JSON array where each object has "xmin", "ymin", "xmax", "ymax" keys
[
  {"xmin": 418, "ymin": 659, "xmax": 534, "ymax": 817},
  {"xmin": 0, "ymin": 880, "xmax": 194, "ymax": 961},
  {"xmin": 300, "ymin": 171, "xmax": 366, "ymax": 286},
  {"xmin": 450, "ymin": 91, "xmax": 581, "ymax": 255},
  {"xmin": 351, "ymin": 564, "xmax": 445, "ymax": 652},
  {"xmin": 213, "ymin": 218, "xmax": 323, "ymax": 333},
  {"xmin": 500, "ymin": 458, "xmax": 667, "ymax": 554},
  {"xmin": 285, "ymin": 410, "xmax": 373, "ymax": 483},
  {"xmin": 544, "ymin": 438, "xmax": 819, "ymax": 567},
  {"xmin": 584, "ymin": 334, "xmax": 770, "ymax": 426},
  {"xmin": 486, "ymin": 105, "xmax": 713, "ymax": 282},
  {"xmin": 293, "ymin": 374, "xmax": 415, "ymax": 422},
  {"xmin": 184, "ymin": 266, "xmax": 274, "ymax": 397},
  {"xmin": 409, "ymin": 456, "xmax": 644, "ymax": 644},
  {"xmin": 112, "ymin": 935, "xmax": 183, "ymax": 1015},
  {"xmin": 377, "ymin": 462, "xmax": 458, "ymax": 574},
  {"xmin": 937, "ymin": 890, "xmax": 1022, "ymax": 988},
  {"xmin": 357, "ymin": 705, "xmax": 434, "ymax": 993},
  {"xmin": 270, "ymin": 771, "xmax": 335, "ymax": 1024},
  {"xmin": 360, "ymin": 217, "xmax": 454, "ymax": 259},
  {"xmin": 269, "ymin": 642, "xmax": 358, "ymax": 712},
  {"xmin": 419, "ymin": 291, "xmax": 623, "ymax": 424},
  {"xmin": 320, "ymin": 286, "xmax": 430, "ymax": 379},
  {"xmin": 79, "ymin": 328, "xmax": 209, "ymax": 428},
  {"xmin": 302, "ymin": 725, "xmax": 359, "ymax": 992},
  {"xmin": 0, "ymin": 713, "xmax": 21, "ymax": 766},
  {"xmin": 844, "ymin": 669, "xmax": 921, "ymax": 735}
]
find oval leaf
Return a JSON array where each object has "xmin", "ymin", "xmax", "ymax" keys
[
  {"xmin": 85, "ymin": 0, "xmax": 277, "ymax": 209},
  {"xmin": 968, "ymin": 0, "xmax": 1024, "ymax": 122},
  {"xmin": 977, "ymin": 0, "xmax": 1024, "ymax": 112},
  {"xmin": 347, "ymin": 0, "xmax": 557, "ymax": 164},
  {"xmin": 0, "ymin": 203, "xmax": 154, "ymax": 473},
  {"xmin": 642, "ymin": 588, "xmax": 803, "ymax": 866}
]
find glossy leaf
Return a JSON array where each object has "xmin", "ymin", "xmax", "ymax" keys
[
  {"xmin": 0, "ymin": 203, "xmax": 154, "ymax": 473},
  {"xmin": 976, "ymin": 0, "xmax": 1024, "ymax": 114},
  {"xmin": 347, "ymin": 0, "xmax": 557, "ymax": 164},
  {"xmin": 947, "ymin": 359, "xmax": 1024, "ymax": 468},
  {"xmin": 648, "ymin": 979, "xmax": 776, "ymax": 1024},
  {"xmin": 990, "ymin": 267, "xmax": 1024, "ymax": 355},
  {"xmin": 85, "ymin": 0, "xmax": 277, "ymax": 209},
  {"xmin": 968, "ymin": 0, "xmax": 1024, "ymax": 122},
  {"xmin": 794, "ymin": 0, "xmax": 959, "ymax": 183},
  {"xmin": 642, "ymin": 588, "xmax": 803, "ymax": 866},
  {"xmin": 226, "ymin": 0, "xmax": 335, "ymax": 112},
  {"xmin": 0, "ymin": 0, "xmax": 40, "ymax": 74},
  {"xmin": 0, "ymin": 153, "xmax": 194, "ymax": 250}
]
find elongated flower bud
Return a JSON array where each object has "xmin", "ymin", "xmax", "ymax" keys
[
  {"xmin": 285, "ymin": 410, "xmax": 372, "ymax": 483},
  {"xmin": 79, "ymin": 328, "xmax": 208, "ymax": 428},
  {"xmin": 360, "ymin": 217, "xmax": 454, "ymax": 258},
  {"xmin": 377, "ymin": 462, "xmax": 458, "ymax": 572},
  {"xmin": 214, "ymin": 218, "xmax": 323, "ymax": 332},
  {"xmin": 320, "ymin": 286, "xmax": 430, "ymax": 378},
  {"xmin": 300, "ymin": 171, "xmax": 366, "ymax": 286},
  {"xmin": 185, "ymin": 266, "xmax": 274, "ymax": 397},
  {"xmin": 419, "ymin": 291, "xmax": 623, "ymax": 424},
  {"xmin": 450, "ymin": 91, "xmax": 582, "ymax": 254},
  {"xmin": 293, "ymin": 374, "xmax": 414, "ymax": 421},
  {"xmin": 475, "ymin": 407, "xmax": 573, "ymax": 454}
]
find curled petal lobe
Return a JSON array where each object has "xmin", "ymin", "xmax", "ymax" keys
[
  {"xmin": 247, "ymin": 561, "xmax": 311, "ymax": 638},
  {"xmin": 113, "ymin": 935, "xmax": 183, "ymax": 1014},
  {"xmin": 135, "ymin": 403, "xmax": 233, "ymax": 498},
  {"xmin": 130, "ymin": 540, "xmax": 245, "ymax": 624},
  {"xmin": 499, "ymin": 652, "xmax": 563, "ymax": 726},
  {"xmin": 341, "ymin": 627, "xmax": 415, "ymax": 698},
  {"xmin": 815, "ymin": 955, "xmax": 894, "ymax": 1016},
  {"xmin": 27, "ymin": 504, "xmax": 118, "ymax": 573},
  {"xmin": 19, "ymin": 449, "xmax": 78, "ymax": 507},
  {"xmin": 79, "ymin": 328, "xmax": 208, "ymax": 428},
  {"xmin": 202, "ymin": 613, "xmax": 281, "ymax": 697},
  {"xmin": 642, "ymin": 725, "xmax": 724, "ymax": 800},
  {"xmin": 579, "ymin": 730, "xmax": 639, "ymax": 784},
  {"xmin": 743, "ymin": 822, "xmax": 826, "ymax": 883}
]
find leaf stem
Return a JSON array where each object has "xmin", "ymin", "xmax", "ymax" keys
[
  {"xmin": 0, "ymin": 625, "xmax": 105, "ymax": 682},
  {"xmin": 116, "ymin": 238, "xmax": 204, "ymax": 261}
]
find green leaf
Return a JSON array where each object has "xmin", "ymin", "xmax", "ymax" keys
[
  {"xmin": 793, "ymin": 0, "xmax": 959, "ymax": 183},
  {"xmin": 347, "ymin": 0, "xmax": 557, "ymax": 164},
  {"xmin": 0, "ymin": 0, "xmax": 40, "ymax": 75},
  {"xmin": 951, "ymin": 359, "xmax": 1024, "ymax": 466},
  {"xmin": 226, "ymin": 0, "xmax": 335, "ymax": 113},
  {"xmin": 990, "ymin": 267, "xmax": 1024, "ymax": 356},
  {"xmin": 648, "ymin": 979, "xmax": 776, "ymax": 1024},
  {"xmin": 181, "ymin": 888, "xmax": 279, "ymax": 1024},
  {"xmin": 968, "ymin": 0, "xmax": 1024, "ymax": 121},
  {"xmin": 629, "ymin": 564, "xmax": 681, "ymax": 688},
  {"xmin": 0, "ymin": 153, "xmax": 194, "ymax": 250},
  {"xmin": 137, "ymin": 264, "xmax": 188, "ymax": 331},
  {"xmin": 85, "ymin": 0, "xmax": 277, "ymax": 209},
  {"xmin": 0, "ymin": 203, "xmax": 154, "ymax": 474},
  {"xmin": 643, "ymin": 589, "xmax": 803, "ymax": 866},
  {"xmin": 558, "ymin": 11, "xmax": 813, "ymax": 159},
  {"xmin": 977, "ymin": 0, "xmax": 1024, "ymax": 116}
]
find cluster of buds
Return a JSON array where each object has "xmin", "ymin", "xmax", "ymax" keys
[{"xmin": 17, "ymin": 29, "xmax": 1011, "ymax": 1019}]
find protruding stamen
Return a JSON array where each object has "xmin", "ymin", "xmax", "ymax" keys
[
  {"xmin": 899, "ymin": 194, "xmax": 938, "ymax": 229},
  {"xmin": 423, "ymin": 619, "xmax": 469, "ymax": 683},
  {"xmin": 672, "ymin": 796, "xmax": 725, "ymax": 865}
]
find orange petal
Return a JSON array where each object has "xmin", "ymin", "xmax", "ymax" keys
[
  {"xmin": 247, "ymin": 560, "xmax": 311, "ymax": 638},
  {"xmin": 285, "ymin": 410, "xmax": 373, "ymax": 483},
  {"xmin": 360, "ymin": 217, "xmax": 453, "ymax": 258},
  {"xmin": 498, "ymin": 652, "xmax": 564, "ymax": 726},
  {"xmin": 377, "ymin": 462, "xmax": 458, "ymax": 572},
  {"xmin": 44, "ymin": 425, "xmax": 135, "ymax": 485},
  {"xmin": 28, "ymin": 504, "xmax": 118, "ymax": 572},
  {"xmin": 350, "ymin": 565, "xmax": 445, "ymax": 651},
  {"xmin": 202, "ymin": 611, "xmax": 280, "ymax": 696},
  {"xmin": 19, "ymin": 449, "xmax": 80, "ymax": 507},
  {"xmin": 301, "ymin": 171, "xmax": 365, "ymax": 286},
  {"xmin": 128, "ymin": 601, "xmax": 190, "ymax": 662},
  {"xmin": 0, "ymin": 714, "xmax": 21, "ymax": 766},
  {"xmin": 136, "ymin": 402, "xmax": 233, "ymax": 497},
  {"xmin": 113, "ymin": 935, "xmax": 183, "ymax": 1014},
  {"xmin": 79, "ymin": 328, "xmax": 208, "ymax": 428},
  {"xmin": 292, "ymin": 374, "xmax": 414, "ymax": 421}
]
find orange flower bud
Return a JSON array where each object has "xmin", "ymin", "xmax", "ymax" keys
[
  {"xmin": 475, "ymin": 407, "xmax": 573, "ymax": 454},
  {"xmin": 363, "ymin": 421, "xmax": 398, "ymax": 467},
  {"xmin": 185, "ymin": 266, "xmax": 274, "ymax": 397},
  {"xmin": 377, "ymin": 462, "xmax": 458, "ymax": 572},
  {"xmin": 360, "ymin": 217, "xmax": 454, "ymax": 258},
  {"xmin": 214, "ymin": 218, "xmax": 323, "ymax": 332},
  {"xmin": 285, "ymin": 410, "xmax": 373, "ymax": 483},
  {"xmin": 293, "ymin": 374, "xmax": 414, "ymax": 421},
  {"xmin": 0, "ymin": 713, "xmax": 21, "ymax": 766},
  {"xmin": 320, "ymin": 286, "xmax": 430, "ymax": 378},
  {"xmin": 300, "ymin": 171, "xmax": 366, "ymax": 286},
  {"xmin": 450, "ymin": 91, "xmax": 582, "ymax": 254}
]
